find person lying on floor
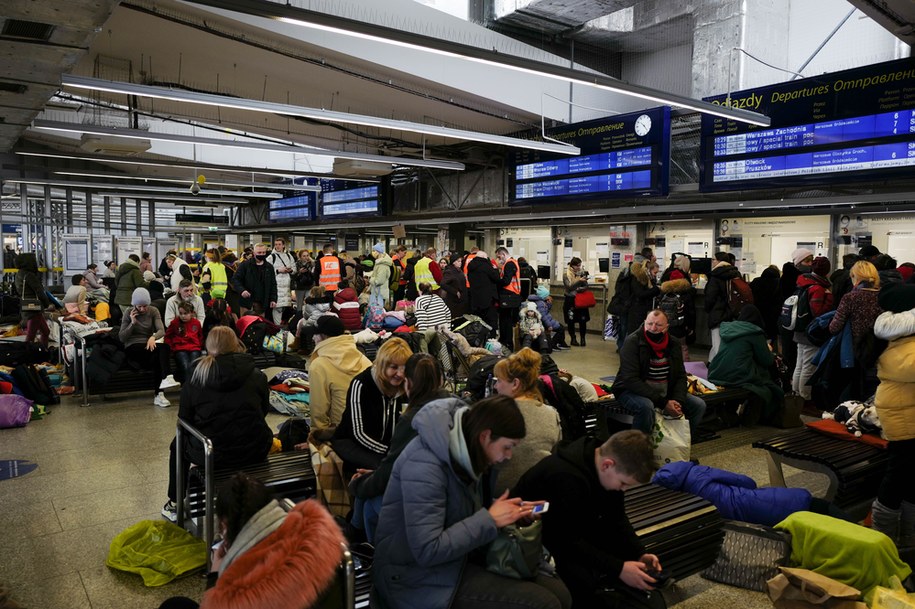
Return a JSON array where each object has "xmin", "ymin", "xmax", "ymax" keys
[{"xmin": 652, "ymin": 460, "xmax": 851, "ymax": 527}]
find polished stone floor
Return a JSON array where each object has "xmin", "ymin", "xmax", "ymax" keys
[{"xmin": 0, "ymin": 335, "xmax": 829, "ymax": 608}]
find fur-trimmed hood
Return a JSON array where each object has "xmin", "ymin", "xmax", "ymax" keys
[
  {"xmin": 660, "ymin": 278, "xmax": 691, "ymax": 294},
  {"xmin": 201, "ymin": 499, "xmax": 345, "ymax": 609}
]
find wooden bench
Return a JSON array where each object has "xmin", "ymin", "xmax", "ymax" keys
[
  {"xmin": 752, "ymin": 427, "xmax": 889, "ymax": 518},
  {"xmin": 175, "ymin": 419, "xmax": 316, "ymax": 569},
  {"xmin": 625, "ymin": 483, "xmax": 725, "ymax": 582}
]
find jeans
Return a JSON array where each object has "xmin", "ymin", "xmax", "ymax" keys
[
  {"xmin": 615, "ymin": 317, "xmax": 628, "ymax": 351},
  {"xmin": 708, "ymin": 327, "xmax": 721, "ymax": 362},
  {"xmin": 615, "ymin": 391, "xmax": 707, "ymax": 437},
  {"xmin": 350, "ymin": 495, "xmax": 384, "ymax": 543},
  {"xmin": 792, "ymin": 342, "xmax": 818, "ymax": 400},
  {"xmin": 452, "ymin": 562, "xmax": 572, "ymax": 609},
  {"xmin": 173, "ymin": 350, "xmax": 201, "ymax": 383}
]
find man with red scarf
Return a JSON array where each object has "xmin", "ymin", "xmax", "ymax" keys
[{"xmin": 611, "ymin": 309, "xmax": 706, "ymax": 437}]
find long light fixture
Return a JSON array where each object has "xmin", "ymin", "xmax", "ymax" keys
[
  {"xmin": 61, "ymin": 75, "xmax": 581, "ymax": 156},
  {"xmin": 183, "ymin": 0, "xmax": 770, "ymax": 127},
  {"xmin": 3, "ymin": 177, "xmax": 282, "ymax": 199},
  {"xmin": 29, "ymin": 120, "xmax": 467, "ymax": 171},
  {"xmin": 52, "ymin": 170, "xmax": 325, "ymax": 191}
]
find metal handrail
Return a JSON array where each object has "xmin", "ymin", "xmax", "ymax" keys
[{"xmin": 175, "ymin": 417, "xmax": 215, "ymax": 571}]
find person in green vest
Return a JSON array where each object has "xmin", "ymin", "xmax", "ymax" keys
[
  {"xmin": 412, "ymin": 247, "xmax": 442, "ymax": 296},
  {"xmin": 200, "ymin": 248, "xmax": 230, "ymax": 300}
]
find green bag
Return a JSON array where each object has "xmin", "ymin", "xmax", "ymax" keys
[
  {"xmin": 106, "ymin": 520, "xmax": 207, "ymax": 586},
  {"xmin": 485, "ymin": 521, "xmax": 543, "ymax": 580}
]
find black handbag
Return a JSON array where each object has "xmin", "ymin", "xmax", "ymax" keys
[{"xmin": 485, "ymin": 521, "xmax": 543, "ymax": 580}]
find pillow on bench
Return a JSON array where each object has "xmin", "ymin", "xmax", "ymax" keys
[{"xmin": 805, "ymin": 419, "xmax": 887, "ymax": 450}]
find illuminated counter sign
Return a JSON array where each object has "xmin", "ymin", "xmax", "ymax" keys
[
  {"xmin": 700, "ymin": 58, "xmax": 915, "ymax": 191},
  {"xmin": 268, "ymin": 194, "xmax": 315, "ymax": 222},
  {"xmin": 510, "ymin": 107, "xmax": 670, "ymax": 204},
  {"xmin": 320, "ymin": 180, "xmax": 381, "ymax": 218}
]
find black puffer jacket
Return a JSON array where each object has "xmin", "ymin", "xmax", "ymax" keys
[
  {"xmin": 704, "ymin": 262, "xmax": 742, "ymax": 328},
  {"xmin": 178, "ymin": 352, "xmax": 273, "ymax": 467}
]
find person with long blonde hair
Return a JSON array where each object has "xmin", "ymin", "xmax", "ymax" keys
[{"xmin": 160, "ymin": 326, "xmax": 273, "ymax": 523}]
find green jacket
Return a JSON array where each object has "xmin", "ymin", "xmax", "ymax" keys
[
  {"xmin": 114, "ymin": 259, "xmax": 149, "ymax": 307},
  {"xmin": 708, "ymin": 320, "xmax": 783, "ymax": 414}
]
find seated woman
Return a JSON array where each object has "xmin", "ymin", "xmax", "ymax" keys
[
  {"xmin": 349, "ymin": 353, "xmax": 451, "ymax": 541},
  {"xmin": 333, "ymin": 280, "xmax": 362, "ymax": 333},
  {"xmin": 653, "ymin": 461, "xmax": 851, "ymax": 526},
  {"xmin": 492, "ymin": 348, "xmax": 563, "ymax": 492},
  {"xmin": 708, "ymin": 304, "xmax": 784, "ymax": 426},
  {"xmin": 63, "ymin": 274, "xmax": 90, "ymax": 316},
  {"xmin": 331, "ymin": 337, "xmax": 411, "ymax": 473},
  {"xmin": 203, "ymin": 298, "xmax": 239, "ymax": 340},
  {"xmin": 414, "ymin": 282, "xmax": 452, "ymax": 330},
  {"xmin": 158, "ymin": 473, "xmax": 345, "ymax": 609},
  {"xmin": 84, "ymin": 263, "xmax": 110, "ymax": 303},
  {"xmin": 161, "ymin": 327, "xmax": 274, "ymax": 522},
  {"xmin": 118, "ymin": 287, "xmax": 171, "ymax": 408},
  {"xmin": 372, "ymin": 395, "xmax": 571, "ymax": 609},
  {"xmin": 164, "ymin": 300, "xmax": 204, "ymax": 383}
]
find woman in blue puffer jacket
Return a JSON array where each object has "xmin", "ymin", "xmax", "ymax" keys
[{"xmin": 653, "ymin": 461, "xmax": 849, "ymax": 526}]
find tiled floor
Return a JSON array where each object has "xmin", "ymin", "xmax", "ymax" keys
[{"xmin": 2, "ymin": 337, "xmax": 826, "ymax": 608}]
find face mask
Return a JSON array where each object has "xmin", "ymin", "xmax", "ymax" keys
[
  {"xmin": 255, "ymin": 254, "xmax": 267, "ymax": 262},
  {"xmin": 646, "ymin": 331, "xmax": 666, "ymax": 342},
  {"xmin": 797, "ymin": 264, "xmax": 811, "ymax": 273}
]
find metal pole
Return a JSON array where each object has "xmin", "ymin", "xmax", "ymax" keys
[{"xmin": 791, "ymin": 8, "xmax": 856, "ymax": 80}]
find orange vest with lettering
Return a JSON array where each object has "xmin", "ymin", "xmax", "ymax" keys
[
  {"xmin": 319, "ymin": 257, "xmax": 341, "ymax": 292},
  {"xmin": 502, "ymin": 257, "xmax": 521, "ymax": 294}
]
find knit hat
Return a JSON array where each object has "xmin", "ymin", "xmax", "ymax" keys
[
  {"xmin": 314, "ymin": 315, "xmax": 345, "ymax": 338},
  {"xmin": 737, "ymin": 304, "xmax": 764, "ymax": 330},
  {"xmin": 131, "ymin": 287, "xmax": 151, "ymax": 306},
  {"xmin": 536, "ymin": 285, "xmax": 550, "ymax": 299},
  {"xmin": 373, "ymin": 243, "xmax": 385, "ymax": 254},
  {"xmin": 811, "ymin": 256, "xmax": 831, "ymax": 277},
  {"xmin": 142, "ymin": 270, "xmax": 157, "ymax": 282},
  {"xmin": 449, "ymin": 253, "xmax": 462, "ymax": 266},
  {"xmin": 859, "ymin": 245, "xmax": 880, "ymax": 258},
  {"xmin": 897, "ymin": 265, "xmax": 914, "ymax": 283},
  {"xmin": 878, "ymin": 282, "xmax": 915, "ymax": 313},
  {"xmin": 792, "ymin": 248, "xmax": 814, "ymax": 267}
]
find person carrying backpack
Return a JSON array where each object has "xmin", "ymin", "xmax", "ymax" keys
[
  {"xmin": 704, "ymin": 252, "xmax": 743, "ymax": 362},
  {"xmin": 791, "ymin": 256, "xmax": 834, "ymax": 407},
  {"xmin": 657, "ymin": 264, "xmax": 696, "ymax": 362}
]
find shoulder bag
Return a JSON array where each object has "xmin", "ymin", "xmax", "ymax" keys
[
  {"xmin": 574, "ymin": 289, "xmax": 597, "ymax": 308},
  {"xmin": 485, "ymin": 520, "xmax": 543, "ymax": 580}
]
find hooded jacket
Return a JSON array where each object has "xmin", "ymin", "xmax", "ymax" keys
[
  {"xmin": 875, "ymin": 335, "xmax": 915, "ymax": 441},
  {"xmin": 114, "ymin": 258, "xmax": 149, "ymax": 307},
  {"xmin": 708, "ymin": 320, "xmax": 783, "ymax": 415},
  {"xmin": 527, "ymin": 293, "xmax": 561, "ymax": 330},
  {"xmin": 794, "ymin": 273, "xmax": 833, "ymax": 345},
  {"xmin": 372, "ymin": 399, "xmax": 498, "ymax": 609},
  {"xmin": 370, "ymin": 253, "xmax": 394, "ymax": 302},
  {"xmin": 15, "ymin": 253, "xmax": 50, "ymax": 310},
  {"xmin": 440, "ymin": 264, "xmax": 468, "ymax": 316},
  {"xmin": 750, "ymin": 267, "xmax": 782, "ymax": 339},
  {"xmin": 200, "ymin": 499, "xmax": 344, "ymax": 609},
  {"xmin": 626, "ymin": 263, "xmax": 660, "ymax": 332},
  {"xmin": 307, "ymin": 334, "xmax": 371, "ymax": 436},
  {"xmin": 652, "ymin": 461, "xmax": 811, "ymax": 527},
  {"xmin": 612, "ymin": 328, "xmax": 688, "ymax": 406},
  {"xmin": 512, "ymin": 437, "xmax": 644, "ymax": 599},
  {"xmin": 333, "ymin": 287, "xmax": 362, "ymax": 331},
  {"xmin": 704, "ymin": 262, "xmax": 742, "ymax": 328},
  {"xmin": 658, "ymin": 277, "xmax": 696, "ymax": 340},
  {"xmin": 466, "ymin": 255, "xmax": 500, "ymax": 310},
  {"xmin": 179, "ymin": 352, "xmax": 273, "ymax": 467}
]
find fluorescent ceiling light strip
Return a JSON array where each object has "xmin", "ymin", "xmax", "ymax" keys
[
  {"xmin": 29, "ymin": 120, "xmax": 466, "ymax": 171},
  {"xmin": 95, "ymin": 192, "xmax": 247, "ymax": 203},
  {"xmin": 52, "ymin": 170, "xmax": 322, "ymax": 192},
  {"xmin": 61, "ymin": 76, "xmax": 580, "ymax": 156},
  {"xmin": 181, "ymin": 0, "xmax": 769, "ymax": 127},
  {"xmin": 3, "ymin": 177, "xmax": 281, "ymax": 198}
]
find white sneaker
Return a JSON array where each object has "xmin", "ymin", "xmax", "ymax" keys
[
  {"xmin": 161, "ymin": 500, "xmax": 178, "ymax": 522},
  {"xmin": 154, "ymin": 393, "xmax": 171, "ymax": 408},
  {"xmin": 159, "ymin": 374, "xmax": 180, "ymax": 390}
]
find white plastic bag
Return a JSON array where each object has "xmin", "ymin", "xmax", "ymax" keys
[{"xmin": 651, "ymin": 413, "xmax": 691, "ymax": 468}]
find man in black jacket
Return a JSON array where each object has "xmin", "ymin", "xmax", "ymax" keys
[
  {"xmin": 230, "ymin": 242, "xmax": 278, "ymax": 316},
  {"xmin": 611, "ymin": 309, "xmax": 706, "ymax": 437},
  {"xmin": 513, "ymin": 431, "xmax": 665, "ymax": 609},
  {"xmin": 466, "ymin": 250, "xmax": 500, "ymax": 336}
]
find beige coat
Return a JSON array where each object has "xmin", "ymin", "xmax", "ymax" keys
[{"xmin": 875, "ymin": 335, "xmax": 915, "ymax": 441}]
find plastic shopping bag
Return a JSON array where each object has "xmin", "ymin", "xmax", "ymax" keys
[
  {"xmin": 650, "ymin": 413, "xmax": 690, "ymax": 468},
  {"xmin": 106, "ymin": 520, "xmax": 206, "ymax": 586}
]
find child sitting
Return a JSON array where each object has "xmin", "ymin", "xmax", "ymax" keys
[
  {"xmin": 519, "ymin": 301, "xmax": 550, "ymax": 353},
  {"xmin": 165, "ymin": 300, "xmax": 203, "ymax": 382},
  {"xmin": 203, "ymin": 298, "xmax": 238, "ymax": 340},
  {"xmin": 297, "ymin": 285, "xmax": 335, "ymax": 355}
]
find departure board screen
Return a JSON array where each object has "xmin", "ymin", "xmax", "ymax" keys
[
  {"xmin": 268, "ymin": 193, "xmax": 315, "ymax": 222},
  {"xmin": 320, "ymin": 180, "xmax": 382, "ymax": 218},
  {"xmin": 510, "ymin": 107, "xmax": 670, "ymax": 204},
  {"xmin": 700, "ymin": 58, "xmax": 915, "ymax": 191}
]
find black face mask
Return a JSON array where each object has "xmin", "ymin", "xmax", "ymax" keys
[
  {"xmin": 255, "ymin": 254, "xmax": 268, "ymax": 262},
  {"xmin": 797, "ymin": 264, "xmax": 811, "ymax": 273},
  {"xmin": 646, "ymin": 331, "xmax": 666, "ymax": 342}
]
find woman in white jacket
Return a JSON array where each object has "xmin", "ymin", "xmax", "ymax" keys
[{"xmin": 269, "ymin": 237, "xmax": 296, "ymax": 325}]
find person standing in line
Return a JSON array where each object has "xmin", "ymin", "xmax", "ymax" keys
[
  {"xmin": 293, "ymin": 249, "xmax": 315, "ymax": 313},
  {"xmin": 791, "ymin": 256, "xmax": 833, "ymax": 408},
  {"xmin": 704, "ymin": 252, "xmax": 742, "ymax": 362},
  {"xmin": 779, "ymin": 249, "xmax": 812, "ymax": 377},
  {"xmin": 466, "ymin": 250, "xmax": 501, "ymax": 336},
  {"xmin": 370, "ymin": 243, "xmax": 394, "ymax": 307},
  {"xmin": 268, "ymin": 237, "xmax": 296, "ymax": 325},
  {"xmin": 230, "ymin": 243, "xmax": 278, "ymax": 317},
  {"xmin": 200, "ymin": 248, "xmax": 230, "ymax": 301},
  {"xmin": 495, "ymin": 247, "xmax": 523, "ymax": 351},
  {"xmin": 563, "ymin": 257, "xmax": 591, "ymax": 347}
]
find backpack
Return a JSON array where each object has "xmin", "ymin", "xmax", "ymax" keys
[
  {"xmin": 780, "ymin": 286, "xmax": 812, "ymax": 332},
  {"xmin": 538, "ymin": 374, "xmax": 588, "ymax": 441},
  {"xmin": 276, "ymin": 418, "xmax": 311, "ymax": 452},
  {"xmin": 657, "ymin": 292, "xmax": 686, "ymax": 329},
  {"xmin": 364, "ymin": 302, "xmax": 385, "ymax": 330},
  {"xmin": 464, "ymin": 355, "xmax": 504, "ymax": 401},
  {"xmin": 389, "ymin": 263, "xmax": 402, "ymax": 293},
  {"xmin": 12, "ymin": 364, "xmax": 59, "ymax": 406},
  {"xmin": 726, "ymin": 277, "xmax": 754, "ymax": 318}
]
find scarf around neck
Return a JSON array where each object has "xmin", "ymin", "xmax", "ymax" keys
[{"xmin": 644, "ymin": 329, "xmax": 669, "ymax": 357}]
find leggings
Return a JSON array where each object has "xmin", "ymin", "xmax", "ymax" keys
[{"xmin": 877, "ymin": 438, "xmax": 915, "ymax": 509}]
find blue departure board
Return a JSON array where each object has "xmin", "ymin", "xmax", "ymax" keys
[
  {"xmin": 320, "ymin": 180, "xmax": 382, "ymax": 218},
  {"xmin": 700, "ymin": 58, "xmax": 915, "ymax": 191},
  {"xmin": 510, "ymin": 107, "xmax": 670, "ymax": 204},
  {"xmin": 268, "ymin": 193, "xmax": 315, "ymax": 222}
]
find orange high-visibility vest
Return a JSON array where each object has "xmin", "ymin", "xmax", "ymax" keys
[
  {"xmin": 502, "ymin": 257, "xmax": 521, "ymax": 294},
  {"xmin": 463, "ymin": 253, "xmax": 477, "ymax": 288},
  {"xmin": 319, "ymin": 257, "xmax": 341, "ymax": 292}
]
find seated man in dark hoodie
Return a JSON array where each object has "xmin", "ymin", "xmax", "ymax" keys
[{"xmin": 513, "ymin": 430, "xmax": 665, "ymax": 609}]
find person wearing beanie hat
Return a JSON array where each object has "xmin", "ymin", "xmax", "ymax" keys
[
  {"xmin": 527, "ymin": 282, "xmax": 568, "ymax": 350},
  {"xmin": 120, "ymin": 286, "xmax": 171, "ymax": 408},
  {"xmin": 791, "ymin": 248, "xmax": 814, "ymax": 269},
  {"xmin": 790, "ymin": 255, "xmax": 834, "ymax": 406},
  {"xmin": 373, "ymin": 243, "xmax": 385, "ymax": 255},
  {"xmin": 859, "ymin": 244, "xmax": 881, "ymax": 261},
  {"xmin": 439, "ymin": 252, "xmax": 468, "ymax": 318},
  {"xmin": 308, "ymin": 315, "xmax": 371, "ymax": 441},
  {"xmin": 369, "ymin": 244, "xmax": 394, "ymax": 306},
  {"xmin": 810, "ymin": 256, "xmax": 831, "ymax": 278}
]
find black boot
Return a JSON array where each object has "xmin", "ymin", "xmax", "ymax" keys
[
  {"xmin": 579, "ymin": 330, "xmax": 587, "ymax": 347},
  {"xmin": 570, "ymin": 334, "xmax": 579, "ymax": 346}
]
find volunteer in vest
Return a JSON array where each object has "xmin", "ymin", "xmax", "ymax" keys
[
  {"xmin": 463, "ymin": 246, "xmax": 480, "ymax": 289},
  {"xmin": 495, "ymin": 246, "xmax": 522, "ymax": 351},
  {"xmin": 412, "ymin": 247, "xmax": 442, "ymax": 295},
  {"xmin": 315, "ymin": 243, "xmax": 344, "ymax": 295},
  {"xmin": 268, "ymin": 237, "xmax": 296, "ymax": 325},
  {"xmin": 200, "ymin": 248, "xmax": 230, "ymax": 300},
  {"xmin": 791, "ymin": 256, "xmax": 834, "ymax": 406},
  {"xmin": 166, "ymin": 253, "xmax": 194, "ymax": 295},
  {"xmin": 703, "ymin": 252, "xmax": 742, "ymax": 362},
  {"xmin": 230, "ymin": 243, "xmax": 278, "ymax": 316},
  {"xmin": 391, "ymin": 245, "xmax": 409, "ymax": 302}
]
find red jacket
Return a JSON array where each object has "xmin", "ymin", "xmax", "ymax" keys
[
  {"xmin": 164, "ymin": 318, "xmax": 203, "ymax": 352},
  {"xmin": 795, "ymin": 273, "xmax": 834, "ymax": 318},
  {"xmin": 333, "ymin": 287, "xmax": 362, "ymax": 332}
]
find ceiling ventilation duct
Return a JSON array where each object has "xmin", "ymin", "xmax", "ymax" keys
[
  {"xmin": 332, "ymin": 159, "xmax": 394, "ymax": 178},
  {"xmin": 79, "ymin": 133, "xmax": 151, "ymax": 155}
]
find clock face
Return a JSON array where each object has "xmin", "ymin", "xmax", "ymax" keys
[{"xmin": 634, "ymin": 114, "xmax": 652, "ymax": 136}]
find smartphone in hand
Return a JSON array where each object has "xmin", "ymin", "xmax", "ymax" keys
[{"xmin": 531, "ymin": 502, "xmax": 550, "ymax": 515}]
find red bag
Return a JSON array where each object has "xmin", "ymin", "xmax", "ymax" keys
[{"xmin": 574, "ymin": 290, "xmax": 597, "ymax": 308}]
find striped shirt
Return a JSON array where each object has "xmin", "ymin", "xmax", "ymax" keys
[
  {"xmin": 414, "ymin": 293, "xmax": 452, "ymax": 330},
  {"xmin": 647, "ymin": 353, "xmax": 670, "ymax": 397}
]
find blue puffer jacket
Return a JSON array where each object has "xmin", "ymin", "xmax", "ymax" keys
[
  {"xmin": 652, "ymin": 461, "xmax": 812, "ymax": 527},
  {"xmin": 372, "ymin": 398, "xmax": 499, "ymax": 609},
  {"xmin": 527, "ymin": 294, "xmax": 561, "ymax": 330}
]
